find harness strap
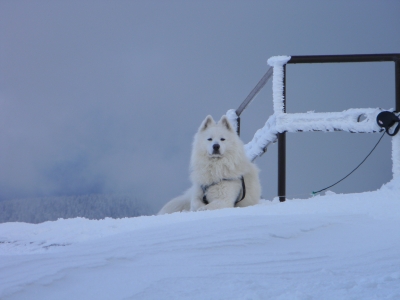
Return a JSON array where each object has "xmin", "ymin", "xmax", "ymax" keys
[
  {"xmin": 201, "ymin": 176, "xmax": 246, "ymax": 206},
  {"xmin": 387, "ymin": 122, "xmax": 400, "ymax": 136},
  {"xmin": 237, "ymin": 176, "xmax": 246, "ymax": 205}
]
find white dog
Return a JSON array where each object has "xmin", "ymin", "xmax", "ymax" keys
[{"xmin": 158, "ymin": 115, "xmax": 261, "ymax": 214}]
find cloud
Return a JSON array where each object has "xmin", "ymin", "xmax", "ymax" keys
[{"xmin": 0, "ymin": 1, "xmax": 398, "ymax": 209}]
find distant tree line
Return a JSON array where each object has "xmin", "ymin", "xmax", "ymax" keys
[{"xmin": 0, "ymin": 194, "xmax": 151, "ymax": 224}]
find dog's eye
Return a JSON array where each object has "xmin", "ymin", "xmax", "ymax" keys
[
  {"xmin": 207, "ymin": 138, "xmax": 212, "ymax": 141},
  {"xmin": 220, "ymin": 138, "xmax": 225, "ymax": 141}
]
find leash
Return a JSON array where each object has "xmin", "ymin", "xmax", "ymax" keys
[
  {"xmin": 201, "ymin": 176, "xmax": 246, "ymax": 206},
  {"xmin": 312, "ymin": 130, "xmax": 386, "ymax": 196},
  {"xmin": 312, "ymin": 111, "xmax": 399, "ymax": 196}
]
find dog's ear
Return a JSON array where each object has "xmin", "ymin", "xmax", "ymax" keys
[
  {"xmin": 219, "ymin": 115, "xmax": 233, "ymax": 132},
  {"xmin": 199, "ymin": 115, "xmax": 215, "ymax": 131}
]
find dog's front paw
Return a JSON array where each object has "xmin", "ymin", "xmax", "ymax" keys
[
  {"xmin": 196, "ymin": 205, "xmax": 209, "ymax": 211},
  {"xmin": 196, "ymin": 201, "xmax": 232, "ymax": 211}
]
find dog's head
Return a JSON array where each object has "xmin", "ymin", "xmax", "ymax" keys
[{"xmin": 197, "ymin": 115, "xmax": 235, "ymax": 158}]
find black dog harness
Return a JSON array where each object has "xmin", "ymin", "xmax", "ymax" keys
[{"xmin": 201, "ymin": 176, "xmax": 246, "ymax": 206}]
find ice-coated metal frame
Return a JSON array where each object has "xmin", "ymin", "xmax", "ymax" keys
[
  {"xmin": 236, "ymin": 54, "xmax": 400, "ymax": 202},
  {"xmin": 278, "ymin": 54, "xmax": 400, "ymax": 202}
]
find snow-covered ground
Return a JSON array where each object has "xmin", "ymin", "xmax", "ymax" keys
[{"xmin": 1, "ymin": 178, "xmax": 399, "ymax": 299}]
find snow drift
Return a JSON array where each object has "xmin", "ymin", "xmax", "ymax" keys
[{"xmin": 0, "ymin": 178, "xmax": 399, "ymax": 299}]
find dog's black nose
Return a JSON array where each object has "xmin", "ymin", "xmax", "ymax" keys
[{"xmin": 213, "ymin": 144, "xmax": 220, "ymax": 150}]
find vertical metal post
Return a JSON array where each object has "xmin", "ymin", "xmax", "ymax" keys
[
  {"xmin": 396, "ymin": 61, "xmax": 400, "ymax": 112},
  {"xmin": 236, "ymin": 116, "xmax": 241, "ymax": 136},
  {"xmin": 393, "ymin": 61, "xmax": 400, "ymax": 179},
  {"xmin": 278, "ymin": 65, "xmax": 286, "ymax": 202}
]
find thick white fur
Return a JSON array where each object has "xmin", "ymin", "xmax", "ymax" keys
[{"xmin": 158, "ymin": 115, "xmax": 261, "ymax": 215}]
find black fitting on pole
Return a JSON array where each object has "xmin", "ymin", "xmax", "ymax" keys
[{"xmin": 376, "ymin": 111, "xmax": 400, "ymax": 136}]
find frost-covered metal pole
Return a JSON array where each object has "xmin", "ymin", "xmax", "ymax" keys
[
  {"xmin": 236, "ymin": 67, "xmax": 273, "ymax": 117},
  {"xmin": 234, "ymin": 67, "xmax": 274, "ymax": 136},
  {"xmin": 393, "ymin": 61, "xmax": 400, "ymax": 178},
  {"xmin": 396, "ymin": 60, "xmax": 400, "ymax": 111},
  {"xmin": 278, "ymin": 65, "xmax": 286, "ymax": 202},
  {"xmin": 267, "ymin": 56, "xmax": 291, "ymax": 202}
]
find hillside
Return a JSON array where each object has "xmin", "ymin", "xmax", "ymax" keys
[{"xmin": 0, "ymin": 194, "xmax": 150, "ymax": 224}]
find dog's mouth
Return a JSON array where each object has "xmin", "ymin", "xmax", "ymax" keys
[{"xmin": 210, "ymin": 151, "xmax": 222, "ymax": 158}]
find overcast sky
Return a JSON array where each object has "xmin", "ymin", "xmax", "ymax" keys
[{"xmin": 1, "ymin": 0, "xmax": 399, "ymax": 212}]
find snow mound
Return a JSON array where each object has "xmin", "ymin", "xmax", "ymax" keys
[{"xmin": 1, "ymin": 179, "xmax": 400, "ymax": 299}]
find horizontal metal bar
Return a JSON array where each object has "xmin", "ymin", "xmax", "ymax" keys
[
  {"xmin": 236, "ymin": 67, "xmax": 273, "ymax": 116},
  {"xmin": 276, "ymin": 108, "xmax": 383, "ymax": 133},
  {"xmin": 288, "ymin": 53, "xmax": 400, "ymax": 64}
]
